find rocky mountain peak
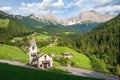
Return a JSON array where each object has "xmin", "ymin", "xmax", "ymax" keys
[
  {"xmin": 89, "ymin": 10, "xmax": 97, "ymax": 13},
  {"xmin": 68, "ymin": 10, "xmax": 115, "ymax": 24},
  {"xmin": 28, "ymin": 10, "xmax": 115, "ymax": 25},
  {"xmin": 29, "ymin": 13, "xmax": 35, "ymax": 18},
  {"xmin": 45, "ymin": 13, "xmax": 54, "ymax": 17},
  {"xmin": 44, "ymin": 13, "xmax": 56, "ymax": 20},
  {"xmin": 0, "ymin": 10, "xmax": 12, "ymax": 18}
]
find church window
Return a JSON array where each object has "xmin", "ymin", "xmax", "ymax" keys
[
  {"xmin": 32, "ymin": 46, "xmax": 35, "ymax": 50},
  {"xmin": 40, "ymin": 65, "xmax": 42, "ymax": 67},
  {"xmin": 44, "ymin": 55, "xmax": 46, "ymax": 59}
]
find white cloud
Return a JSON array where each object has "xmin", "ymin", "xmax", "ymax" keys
[
  {"xmin": 92, "ymin": 0, "xmax": 120, "ymax": 15},
  {"xmin": 53, "ymin": 0, "xmax": 64, "ymax": 7},
  {"xmin": 21, "ymin": 1, "xmax": 51, "ymax": 10},
  {"xmin": 16, "ymin": 0, "xmax": 65, "ymax": 16},
  {"xmin": 72, "ymin": 0, "xmax": 120, "ymax": 15},
  {"xmin": 5, "ymin": 0, "xmax": 119, "ymax": 18},
  {"xmin": 95, "ymin": 5, "xmax": 120, "ymax": 14},
  {"xmin": 95, "ymin": 0, "xmax": 112, "ymax": 4},
  {"xmin": 19, "ymin": 6, "xmax": 50, "ymax": 16},
  {"xmin": 0, "ymin": 6, "xmax": 12, "ymax": 12},
  {"xmin": 52, "ymin": 10, "xmax": 63, "ymax": 14},
  {"xmin": 65, "ymin": 0, "xmax": 83, "ymax": 8},
  {"xmin": 80, "ymin": 6, "xmax": 94, "ymax": 12},
  {"xmin": 52, "ymin": 10, "xmax": 59, "ymax": 14},
  {"xmin": 21, "ymin": 2, "xmax": 26, "ymax": 6},
  {"xmin": 39, "ymin": 0, "xmax": 52, "ymax": 9},
  {"xmin": 75, "ymin": 0, "xmax": 84, "ymax": 6},
  {"xmin": 21, "ymin": 0, "xmax": 64, "ymax": 10}
]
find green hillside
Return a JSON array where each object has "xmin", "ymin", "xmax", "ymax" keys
[
  {"xmin": 67, "ymin": 21, "xmax": 99, "ymax": 33},
  {"xmin": 0, "ymin": 18, "xmax": 33, "ymax": 43},
  {"xmin": 75, "ymin": 14, "xmax": 120, "ymax": 74},
  {"xmin": 20, "ymin": 16, "xmax": 99, "ymax": 35},
  {"xmin": 0, "ymin": 11, "xmax": 33, "ymax": 43},
  {"xmin": 41, "ymin": 46, "xmax": 92, "ymax": 69},
  {"xmin": 0, "ymin": 18, "xmax": 9, "ymax": 28},
  {"xmin": 0, "ymin": 45, "xmax": 28, "ymax": 59},
  {"xmin": 0, "ymin": 63, "xmax": 103, "ymax": 80},
  {"xmin": 20, "ymin": 17, "xmax": 48, "ymax": 28},
  {"xmin": 21, "ymin": 17, "xmax": 71, "ymax": 35}
]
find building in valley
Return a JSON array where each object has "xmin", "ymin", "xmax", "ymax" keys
[
  {"xmin": 61, "ymin": 52, "xmax": 73, "ymax": 58},
  {"xmin": 28, "ymin": 38, "xmax": 53, "ymax": 69},
  {"xmin": 37, "ymin": 54, "xmax": 53, "ymax": 69}
]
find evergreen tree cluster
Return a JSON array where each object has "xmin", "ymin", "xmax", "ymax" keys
[
  {"xmin": 0, "ymin": 19, "xmax": 33, "ymax": 43},
  {"xmin": 75, "ymin": 14, "xmax": 120, "ymax": 74}
]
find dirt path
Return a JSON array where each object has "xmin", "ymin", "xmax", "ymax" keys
[
  {"xmin": 0, "ymin": 59, "xmax": 38, "ymax": 69},
  {"xmin": 62, "ymin": 66, "xmax": 119, "ymax": 80}
]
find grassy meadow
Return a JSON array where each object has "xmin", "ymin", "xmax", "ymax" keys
[
  {"xmin": 0, "ymin": 45, "xmax": 28, "ymax": 59},
  {"xmin": 27, "ymin": 33, "xmax": 50, "ymax": 40},
  {"xmin": 0, "ymin": 18, "xmax": 9, "ymax": 28},
  {"xmin": 40, "ymin": 46, "xmax": 92, "ymax": 69},
  {"xmin": 0, "ymin": 63, "xmax": 104, "ymax": 80}
]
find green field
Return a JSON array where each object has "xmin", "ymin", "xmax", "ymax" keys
[
  {"xmin": 12, "ymin": 33, "xmax": 50, "ymax": 43},
  {"xmin": 0, "ymin": 63, "xmax": 104, "ymax": 80},
  {"xmin": 0, "ymin": 45, "xmax": 28, "ymax": 59},
  {"xmin": 0, "ymin": 18, "xmax": 10, "ymax": 28},
  {"xmin": 27, "ymin": 33, "xmax": 50, "ymax": 40},
  {"xmin": 40, "ymin": 46, "xmax": 92, "ymax": 69},
  {"xmin": 64, "ymin": 32, "xmax": 75, "ymax": 35}
]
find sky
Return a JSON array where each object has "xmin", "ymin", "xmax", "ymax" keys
[{"xmin": 0, "ymin": 0, "xmax": 120, "ymax": 19}]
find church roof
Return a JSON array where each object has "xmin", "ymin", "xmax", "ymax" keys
[
  {"xmin": 37, "ymin": 53, "xmax": 45, "ymax": 59},
  {"xmin": 30, "ymin": 38, "xmax": 37, "ymax": 47},
  {"xmin": 37, "ymin": 53, "xmax": 52, "ymax": 60}
]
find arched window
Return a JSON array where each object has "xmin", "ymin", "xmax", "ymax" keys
[
  {"xmin": 40, "ymin": 65, "xmax": 42, "ymax": 67},
  {"xmin": 32, "ymin": 46, "xmax": 35, "ymax": 50},
  {"xmin": 48, "ymin": 64, "xmax": 50, "ymax": 66},
  {"xmin": 44, "ymin": 55, "xmax": 46, "ymax": 59}
]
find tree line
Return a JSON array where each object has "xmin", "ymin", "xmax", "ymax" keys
[
  {"xmin": 0, "ymin": 18, "xmax": 33, "ymax": 43},
  {"xmin": 58, "ymin": 14, "xmax": 120, "ymax": 76}
]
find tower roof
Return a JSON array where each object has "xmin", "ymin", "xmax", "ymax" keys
[{"xmin": 30, "ymin": 38, "xmax": 37, "ymax": 47}]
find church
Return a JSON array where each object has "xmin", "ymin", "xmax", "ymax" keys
[{"xmin": 28, "ymin": 38, "xmax": 53, "ymax": 69}]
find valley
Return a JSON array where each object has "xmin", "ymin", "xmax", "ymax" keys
[{"xmin": 0, "ymin": 7, "xmax": 119, "ymax": 80}]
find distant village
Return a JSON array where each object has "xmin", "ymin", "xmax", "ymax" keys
[{"xmin": 26, "ymin": 38, "xmax": 73, "ymax": 69}]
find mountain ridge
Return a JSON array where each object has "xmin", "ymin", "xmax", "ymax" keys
[
  {"xmin": 0, "ymin": 11, "xmax": 33, "ymax": 43},
  {"xmin": 29, "ymin": 10, "xmax": 115, "ymax": 25},
  {"xmin": 68, "ymin": 10, "xmax": 114, "ymax": 25},
  {"xmin": 0, "ymin": 10, "xmax": 115, "ymax": 25}
]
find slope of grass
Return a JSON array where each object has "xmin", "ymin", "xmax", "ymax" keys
[
  {"xmin": 64, "ymin": 32, "xmax": 75, "ymax": 35},
  {"xmin": 40, "ymin": 46, "xmax": 92, "ymax": 69},
  {"xmin": 0, "ymin": 63, "xmax": 104, "ymax": 80},
  {"xmin": 0, "ymin": 18, "xmax": 33, "ymax": 43},
  {"xmin": 0, "ymin": 18, "xmax": 9, "ymax": 28},
  {"xmin": 0, "ymin": 45, "xmax": 28, "ymax": 59},
  {"xmin": 27, "ymin": 33, "xmax": 50, "ymax": 40}
]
